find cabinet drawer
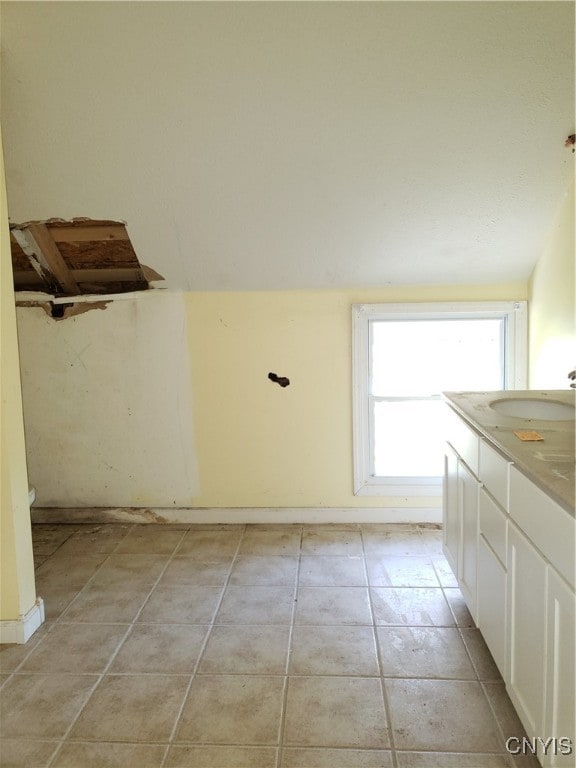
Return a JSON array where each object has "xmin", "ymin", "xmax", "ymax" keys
[
  {"xmin": 446, "ymin": 407, "xmax": 480, "ymax": 476},
  {"xmin": 479, "ymin": 440, "xmax": 512, "ymax": 511},
  {"xmin": 479, "ymin": 488, "xmax": 507, "ymax": 566},
  {"xmin": 510, "ymin": 467, "xmax": 575, "ymax": 590}
]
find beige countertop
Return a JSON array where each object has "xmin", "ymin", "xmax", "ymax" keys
[{"xmin": 443, "ymin": 390, "xmax": 575, "ymax": 516}]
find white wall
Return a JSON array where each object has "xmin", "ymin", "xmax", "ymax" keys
[{"xmin": 16, "ymin": 292, "xmax": 199, "ymax": 507}]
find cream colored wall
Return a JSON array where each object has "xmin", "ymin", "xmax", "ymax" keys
[
  {"xmin": 186, "ymin": 282, "xmax": 527, "ymax": 509},
  {"xmin": 528, "ymin": 178, "xmax": 575, "ymax": 388},
  {"xmin": 0, "ymin": 132, "xmax": 37, "ymax": 623}
]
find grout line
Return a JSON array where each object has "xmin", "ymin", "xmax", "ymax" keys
[
  {"xmin": 275, "ymin": 524, "xmax": 303, "ymax": 768},
  {"xmin": 159, "ymin": 524, "xmax": 247, "ymax": 768},
  {"xmin": 360, "ymin": 525, "xmax": 399, "ymax": 768}
]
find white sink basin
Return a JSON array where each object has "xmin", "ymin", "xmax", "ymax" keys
[{"xmin": 490, "ymin": 398, "xmax": 575, "ymax": 421}]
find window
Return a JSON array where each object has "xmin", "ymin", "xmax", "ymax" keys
[{"xmin": 352, "ymin": 301, "xmax": 527, "ymax": 496}]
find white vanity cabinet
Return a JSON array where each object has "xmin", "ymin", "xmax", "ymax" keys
[
  {"xmin": 477, "ymin": 488, "xmax": 507, "ymax": 677},
  {"xmin": 507, "ymin": 520, "xmax": 548, "ymax": 738},
  {"xmin": 443, "ymin": 401, "xmax": 575, "ymax": 768},
  {"xmin": 544, "ymin": 567, "xmax": 576, "ymax": 768}
]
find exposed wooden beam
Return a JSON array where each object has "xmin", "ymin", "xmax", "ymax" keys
[
  {"xmin": 48, "ymin": 225, "xmax": 130, "ymax": 243},
  {"xmin": 26, "ymin": 223, "xmax": 80, "ymax": 295}
]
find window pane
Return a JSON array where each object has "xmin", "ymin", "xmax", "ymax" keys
[
  {"xmin": 371, "ymin": 319, "xmax": 504, "ymax": 397},
  {"xmin": 373, "ymin": 399, "xmax": 446, "ymax": 478}
]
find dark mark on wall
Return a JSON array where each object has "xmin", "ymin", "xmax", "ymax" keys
[
  {"xmin": 16, "ymin": 299, "xmax": 111, "ymax": 320},
  {"xmin": 268, "ymin": 372, "xmax": 290, "ymax": 387}
]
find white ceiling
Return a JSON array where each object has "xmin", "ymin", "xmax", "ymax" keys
[{"xmin": 1, "ymin": 1, "xmax": 574, "ymax": 291}]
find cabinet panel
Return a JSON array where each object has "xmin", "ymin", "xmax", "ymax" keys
[
  {"xmin": 446, "ymin": 408, "xmax": 480, "ymax": 475},
  {"xmin": 510, "ymin": 467, "xmax": 575, "ymax": 590},
  {"xmin": 477, "ymin": 534, "xmax": 506, "ymax": 678},
  {"xmin": 479, "ymin": 440, "xmax": 512, "ymax": 512},
  {"xmin": 442, "ymin": 446, "xmax": 459, "ymax": 577},
  {"xmin": 479, "ymin": 487, "xmax": 507, "ymax": 566},
  {"xmin": 458, "ymin": 461, "xmax": 479, "ymax": 621},
  {"xmin": 543, "ymin": 568, "xmax": 575, "ymax": 768},
  {"xmin": 507, "ymin": 522, "xmax": 547, "ymax": 738}
]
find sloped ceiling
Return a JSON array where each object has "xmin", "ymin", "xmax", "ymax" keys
[{"xmin": 0, "ymin": 1, "xmax": 574, "ymax": 291}]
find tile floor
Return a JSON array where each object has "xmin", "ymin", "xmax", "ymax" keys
[{"xmin": 0, "ymin": 523, "xmax": 539, "ymax": 768}]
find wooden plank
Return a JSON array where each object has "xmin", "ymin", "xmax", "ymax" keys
[
  {"xmin": 13, "ymin": 271, "xmax": 44, "ymax": 286},
  {"xmin": 48, "ymin": 225, "xmax": 130, "ymax": 243},
  {"xmin": 26, "ymin": 223, "xmax": 80, "ymax": 295},
  {"xmin": 72, "ymin": 268, "xmax": 143, "ymax": 282}
]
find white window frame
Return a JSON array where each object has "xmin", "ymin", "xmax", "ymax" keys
[{"xmin": 352, "ymin": 301, "xmax": 527, "ymax": 496}]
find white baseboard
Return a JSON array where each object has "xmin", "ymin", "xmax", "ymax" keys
[
  {"xmin": 30, "ymin": 506, "xmax": 442, "ymax": 525},
  {"xmin": 0, "ymin": 598, "xmax": 45, "ymax": 645}
]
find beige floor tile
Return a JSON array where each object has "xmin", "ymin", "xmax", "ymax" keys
[
  {"xmin": 239, "ymin": 529, "xmax": 301, "ymax": 556},
  {"xmin": 385, "ymin": 679, "xmax": 501, "ymax": 752},
  {"xmin": 370, "ymin": 588, "xmax": 455, "ymax": 626},
  {"xmin": 110, "ymin": 623, "xmax": 210, "ymax": 674},
  {"xmin": 160, "ymin": 556, "xmax": 232, "ymax": 586},
  {"xmin": 114, "ymin": 526, "xmax": 185, "ymax": 554},
  {"xmin": 230, "ymin": 556, "xmax": 299, "ymax": 586},
  {"xmin": 289, "ymin": 625, "xmax": 379, "ymax": 676},
  {"xmin": 460, "ymin": 629, "xmax": 502, "ymax": 681},
  {"xmin": 431, "ymin": 556, "xmax": 459, "ymax": 588},
  {"xmin": 284, "ymin": 676, "xmax": 389, "ymax": 748},
  {"xmin": 443, "ymin": 587, "xmax": 476, "ymax": 627},
  {"xmin": 53, "ymin": 741, "xmax": 166, "ymax": 767},
  {"xmin": 61, "ymin": 583, "xmax": 151, "ymax": 623},
  {"xmin": 20, "ymin": 623, "xmax": 128, "ymax": 673},
  {"xmin": 55, "ymin": 525, "xmax": 132, "ymax": 555},
  {"xmin": 165, "ymin": 745, "xmax": 277, "ymax": 767},
  {"xmin": 483, "ymin": 682, "xmax": 532, "ymax": 743},
  {"xmin": 362, "ymin": 529, "xmax": 428, "ymax": 556},
  {"xmin": 70, "ymin": 674, "xmax": 189, "ymax": 742},
  {"xmin": 377, "ymin": 626, "xmax": 476, "ymax": 679},
  {"xmin": 176, "ymin": 530, "xmax": 243, "ymax": 558},
  {"xmin": 0, "ymin": 624, "xmax": 54, "ymax": 672},
  {"xmin": 33, "ymin": 584, "xmax": 84, "ymax": 620},
  {"xmin": 138, "ymin": 584, "xmax": 223, "ymax": 624},
  {"xmin": 418, "ymin": 527, "xmax": 444, "ymax": 555},
  {"xmin": 295, "ymin": 587, "xmax": 372, "ymax": 625},
  {"xmin": 366, "ymin": 556, "xmax": 439, "ymax": 587},
  {"xmin": 34, "ymin": 553, "xmax": 107, "ymax": 587},
  {"xmin": 299, "ymin": 556, "xmax": 367, "ymax": 586},
  {"xmin": 301, "ymin": 530, "xmax": 363, "ymax": 556},
  {"xmin": 0, "ymin": 674, "xmax": 98, "ymax": 739},
  {"xmin": 281, "ymin": 747, "xmax": 393, "ymax": 767},
  {"xmin": 396, "ymin": 753, "xmax": 512, "ymax": 767},
  {"xmin": 90, "ymin": 554, "xmax": 169, "ymax": 587},
  {"xmin": 216, "ymin": 586, "xmax": 295, "ymax": 624},
  {"xmin": 32, "ymin": 525, "xmax": 78, "ymax": 555},
  {"xmin": 176, "ymin": 675, "xmax": 285, "ymax": 745},
  {"xmin": 0, "ymin": 739, "xmax": 59, "ymax": 767},
  {"xmin": 198, "ymin": 625, "xmax": 290, "ymax": 674}
]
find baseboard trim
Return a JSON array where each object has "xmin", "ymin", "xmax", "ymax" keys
[
  {"xmin": 0, "ymin": 598, "xmax": 45, "ymax": 644},
  {"xmin": 30, "ymin": 506, "xmax": 442, "ymax": 525}
]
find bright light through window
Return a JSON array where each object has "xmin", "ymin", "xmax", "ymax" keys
[
  {"xmin": 352, "ymin": 302, "xmax": 527, "ymax": 496},
  {"xmin": 371, "ymin": 318, "xmax": 505, "ymax": 478}
]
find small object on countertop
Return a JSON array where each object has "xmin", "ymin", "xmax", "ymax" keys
[
  {"xmin": 514, "ymin": 430, "xmax": 544, "ymax": 442},
  {"xmin": 268, "ymin": 372, "xmax": 290, "ymax": 387}
]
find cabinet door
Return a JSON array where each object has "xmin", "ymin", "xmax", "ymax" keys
[
  {"xmin": 507, "ymin": 522, "xmax": 547, "ymax": 739},
  {"xmin": 543, "ymin": 568, "xmax": 575, "ymax": 767},
  {"xmin": 442, "ymin": 446, "xmax": 459, "ymax": 577},
  {"xmin": 477, "ymin": 534, "xmax": 506, "ymax": 678},
  {"xmin": 458, "ymin": 460, "xmax": 479, "ymax": 621}
]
